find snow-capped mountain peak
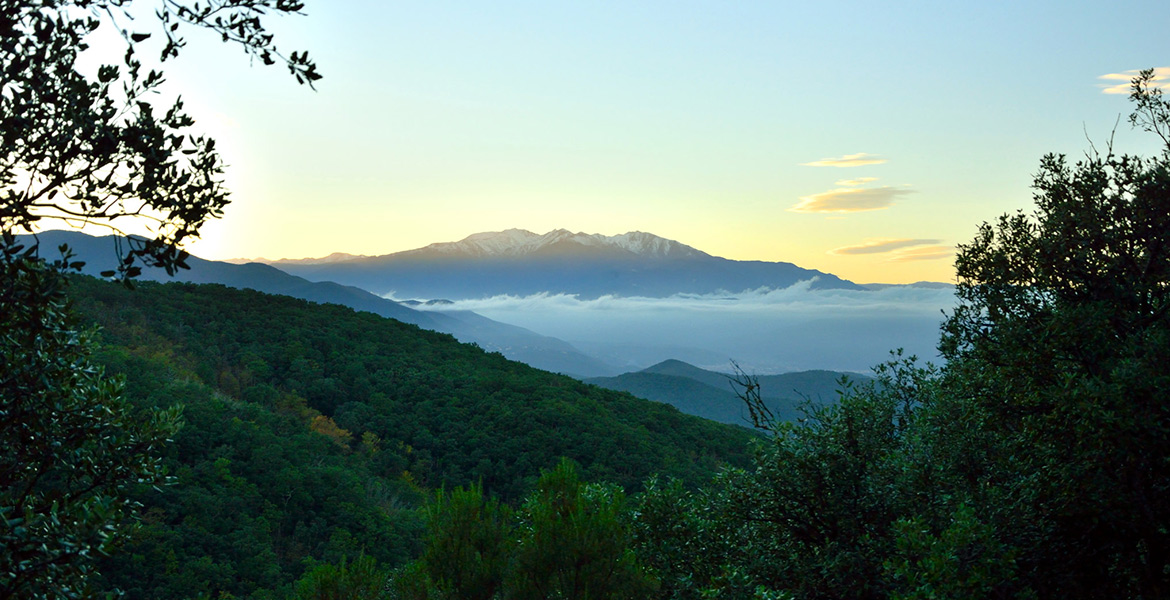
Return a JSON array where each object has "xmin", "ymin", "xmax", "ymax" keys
[
  {"xmin": 429, "ymin": 228, "xmax": 547, "ymax": 256},
  {"xmin": 415, "ymin": 229, "xmax": 707, "ymax": 259}
]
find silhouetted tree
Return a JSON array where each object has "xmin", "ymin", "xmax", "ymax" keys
[
  {"xmin": 939, "ymin": 68, "xmax": 1170, "ymax": 597},
  {"xmin": 635, "ymin": 69, "xmax": 1170, "ymax": 599},
  {"xmin": 1, "ymin": 2, "xmax": 318, "ymax": 596},
  {"xmin": 1, "ymin": 0, "xmax": 319, "ymax": 276}
]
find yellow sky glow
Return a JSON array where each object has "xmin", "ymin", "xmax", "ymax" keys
[
  {"xmin": 120, "ymin": 4, "xmax": 1164, "ymax": 287},
  {"xmin": 830, "ymin": 238, "xmax": 943, "ymax": 255}
]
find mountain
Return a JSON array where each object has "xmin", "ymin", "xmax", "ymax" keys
[
  {"xmin": 406, "ymin": 308, "xmax": 617, "ymax": 377},
  {"xmin": 401, "ymin": 229, "xmax": 706, "ymax": 259},
  {"xmin": 860, "ymin": 281, "xmax": 956, "ymax": 291},
  {"xmin": 66, "ymin": 276, "xmax": 753, "ymax": 597},
  {"xmin": 640, "ymin": 358, "xmax": 740, "ymax": 390},
  {"xmin": 586, "ymin": 359, "xmax": 869, "ymax": 426},
  {"xmin": 24, "ymin": 231, "xmax": 618, "ymax": 377},
  {"xmin": 225, "ymin": 252, "xmax": 371, "ymax": 265},
  {"xmin": 585, "ymin": 371, "xmax": 753, "ymax": 426},
  {"xmin": 269, "ymin": 229, "xmax": 866, "ymax": 299}
]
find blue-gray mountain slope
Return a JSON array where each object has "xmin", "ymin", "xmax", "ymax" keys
[
  {"xmin": 586, "ymin": 359, "xmax": 869, "ymax": 426},
  {"xmin": 272, "ymin": 229, "xmax": 865, "ymax": 300},
  {"xmin": 24, "ymin": 231, "xmax": 618, "ymax": 377}
]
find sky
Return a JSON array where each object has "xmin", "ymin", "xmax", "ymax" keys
[{"xmin": 81, "ymin": 0, "xmax": 1169, "ymax": 284}]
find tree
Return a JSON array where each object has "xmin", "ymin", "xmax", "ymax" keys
[
  {"xmin": 633, "ymin": 474, "xmax": 767, "ymax": 600},
  {"xmin": 507, "ymin": 459, "xmax": 656, "ymax": 600},
  {"xmin": 389, "ymin": 459, "xmax": 657, "ymax": 600},
  {"xmin": 0, "ymin": 238, "xmax": 181, "ymax": 598},
  {"xmin": 634, "ymin": 71, "xmax": 1169, "ymax": 599},
  {"xmin": 293, "ymin": 554, "xmax": 390, "ymax": 600},
  {"xmin": 939, "ymin": 68, "xmax": 1170, "ymax": 597},
  {"xmin": 1, "ymin": 2, "xmax": 318, "ymax": 596},
  {"xmin": 1, "ymin": 0, "xmax": 320, "ymax": 276},
  {"xmin": 405, "ymin": 483, "xmax": 514, "ymax": 600}
]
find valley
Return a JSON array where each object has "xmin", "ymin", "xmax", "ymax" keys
[
  {"xmin": 66, "ymin": 274, "xmax": 755, "ymax": 597},
  {"xmin": 5, "ymin": 3, "xmax": 1164, "ymax": 596},
  {"xmin": 35, "ymin": 228, "xmax": 953, "ymax": 377}
]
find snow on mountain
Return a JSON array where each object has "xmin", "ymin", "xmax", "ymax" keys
[
  {"xmin": 235, "ymin": 230, "xmax": 710, "ymax": 264},
  {"xmin": 419, "ymin": 229, "xmax": 548, "ymax": 256},
  {"xmin": 607, "ymin": 231, "xmax": 705, "ymax": 258},
  {"xmin": 270, "ymin": 228, "xmax": 866, "ymax": 300},
  {"xmin": 413, "ymin": 229, "xmax": 708, "ymax": 259}
]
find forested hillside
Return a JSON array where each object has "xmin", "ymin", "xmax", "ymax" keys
[
  {"xmin": 65, "ymin": 276, "xmax": 753, "ymax": 598},
  {"xmin": 26, "ymin": 230, "xmax": 619, "ymax": 377},
  {"xmin": 387, "ymin": 75, "xmax": 1170, "ymax": 599}
]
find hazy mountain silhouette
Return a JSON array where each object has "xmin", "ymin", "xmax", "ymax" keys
[
  {"xmin": 265, "ymin": 229, "xmax": 866, "ymax": 299},
  {"xmin": 25, "ymin": 231, "xmax": 618, "ymax": 377},
  {"xmin": 586, "ymin": 359, "xmax": 869, "ymax": 426}
]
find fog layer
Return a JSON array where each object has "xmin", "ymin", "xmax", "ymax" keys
[{"xmin": 407, "ymin": 282, "xmax": 956, "ymax": 374}]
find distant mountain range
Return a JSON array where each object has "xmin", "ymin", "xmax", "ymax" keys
[
  {"xmin": 26, "ymin": 229, "xmax": 947, "ymax": 380},
  {"xmin": 23, "ymin": 231, "xmax": 619, "ymax": 377},
  {"xmin": 585, "ymin": 359, "xmax": 870, "ymax": 426},
  {"xmin": 227, "ymin": 252, "xmax": 373, "ymax": 266},
  {"xmin": 258, "ymin": 229, "xmax": 866, "ymax": 299}
]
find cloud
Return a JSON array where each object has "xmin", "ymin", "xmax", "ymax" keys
[
  {"xmin": 403, "ymin": 283, "xmax": 956, "ymax": 373},
  {"xmin": 835, "ymin": 177, "xmax": 878, "ymax": 187},
  {"xmin": 801, "ymin": 153, "xmax": 887, "ymax": 168},
  {"xmin": 789, "ymin": 186, "xmax": 914, "ymax": 213},
  {"xmin": 889, "ymin": 245, "xmax": 954, "ymax": 262},
  {"xmin": 406, "ymin": 283, "xmax": 953, "ymax": 316},
  {"xmin": 831, "ymin": 238, "xmax": 943, "ymax": 255},
  {"xmin": 1098, "ymin": 67, "xmax": 1170, "ymax": 94}
]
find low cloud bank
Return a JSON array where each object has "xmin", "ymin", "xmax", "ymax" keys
[{"xmin": 401, "ymin": 282, "xmax": 956, "ymax": 375}]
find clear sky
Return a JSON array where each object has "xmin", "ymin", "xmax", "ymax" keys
[{"xmin": 89, "ymin": 0, "xmax": 1170, "ymax": 283}]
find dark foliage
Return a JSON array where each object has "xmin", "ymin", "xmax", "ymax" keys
[
  {"xmin": 1, "ymin": 0, "xmax": 318, "ymax": 278},
  {"xmin": 631, "ymin": 70, "xmax": 1170, "ymax": 600},
  {"xmin": 62, "ymin": 275, "xmax": 752, "ymax": 598},
  {"xmin": 0, "ymin": 238, "xmax": 178, "ymax": 599}
]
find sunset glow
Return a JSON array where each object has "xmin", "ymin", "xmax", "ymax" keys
[{"xmin": 85, "ymin": 0, "xmax": 1169, "ymax": 284}]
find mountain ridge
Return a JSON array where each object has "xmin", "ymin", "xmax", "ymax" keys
[
  {"xmin": 412, "ymin": 228, "xmax": 709, "ymax": 260},
  {"xmin": 586, "ymin": 359, "xmax": 870, "ymax": 425},
  {"xmin": 226, "ymin": 251, "xmax": 371, "ymax": 265},
  {"xmin": 241, "ymin": 229, "xmax": 710, "ymax": 263},
  {"xmin": 271, "ymin": 229, "xmax": 867, "ymax": 299},
  {"xmin": 23, "ymin": 231, "xmax": 619, "ymax": 377}
]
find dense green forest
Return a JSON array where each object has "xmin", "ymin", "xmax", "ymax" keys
[
  {"xmin": 4, "ymin": 1, "xmax": 1167, "ymax": 596},
  {"xmin": 3, "ymin": 9, "xmax": 1167, "ymax": 592},
  {"xmin": 346, "ymin": 74, "xmax": 1170, "ymax": 599},
  {"xmin": 5, "ymin": 80, "xmax": 1168, "ymax": 596},
  {"xmin": 60, "ymin": 276, "xmax": 753, "ymax": 598}
]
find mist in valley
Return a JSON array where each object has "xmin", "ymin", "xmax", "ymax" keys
[{"xmin": 407, "ymin": 280, "xmax": 955, "ymax": 375}]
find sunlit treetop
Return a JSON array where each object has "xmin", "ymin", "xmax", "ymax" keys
[{"xmin": 0, "ymin": 0, "xmax": 319, "ymax": 278}]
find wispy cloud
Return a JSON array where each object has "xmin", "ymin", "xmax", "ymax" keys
[
  {"xmin": 790, "ymin": 186, "xmax": 914, "ymax": 213},
  {"xmin": 889, "ymin": 245, "xmax": 953, "ymax": 262},
  {"xmin": 801, "ymin": 153, "xmax": 887, "ymax": 168},
  {"xmin": 1098, "ymin": 67, "xmax": 1170, "ymax": 94},
  {"xmin": 831, "ymin": 238, "xmax": 943, "ymax": 255},
  {"xmin": 835, "ymin": 177, "xmax": 878, "ymax": 187}
]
